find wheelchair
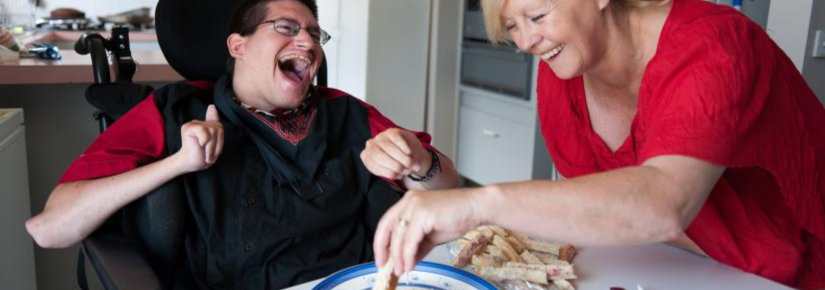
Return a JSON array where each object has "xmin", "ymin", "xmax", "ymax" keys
[{"xmin": 74, "ymin": 0, "xmax": 327, "ymax": 289}]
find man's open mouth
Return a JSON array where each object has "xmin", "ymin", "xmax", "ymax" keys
[{"xmin": 278, "ymin": 54, "xmax": 312, "ymax": 82}]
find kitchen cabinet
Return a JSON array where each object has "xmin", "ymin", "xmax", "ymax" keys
[
  {"xmin": 455, "ymin": 2, "xmax": 555, "ymax": 185},
  {"xmin": 0, "ymin": 109, "xmax": 37, "ymax": 290},
  {"xmin": 456, "ymin": 81, "xmax": 556, "ymax": 185}
]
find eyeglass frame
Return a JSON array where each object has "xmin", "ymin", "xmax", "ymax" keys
[{"xmin": 259, "ymin": 18, "xmax": 332, "ymax": 45}]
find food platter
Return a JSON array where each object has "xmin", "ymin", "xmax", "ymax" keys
[{"xmin": 312, "ymin": 261, "xmax": 498, "ymax": 290}]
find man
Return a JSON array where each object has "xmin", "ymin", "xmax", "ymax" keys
[{"xmin": 25, "ymin": 0, "xmax": 460, "ymax": 288}]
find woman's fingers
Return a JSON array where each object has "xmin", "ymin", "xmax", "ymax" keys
[
  {"xmin": 392, "ymin": 192, "xmax": 428, "ymax": 275},
  {"xmin": 415, "ymin": 239, "xmax": 437, "ymax": 264},
  {"xmin": 402, "ymin": 218, "xmax": 426, "ymax": 274},
  {"xmin": 374, "ymin": 198, "xmax": 406, "ymax": 267},
  {"xmin": 390, "ymin": 213, "xmax": 409, "ymax": 275}
]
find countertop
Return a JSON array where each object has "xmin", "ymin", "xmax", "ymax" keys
[
  {"xmin": 0, "ymin": 31, "xmax": 182, "ymax": 85},
  {"xmin": 285, "ymin": 243, "xmax": 793, "ymax": 290}
]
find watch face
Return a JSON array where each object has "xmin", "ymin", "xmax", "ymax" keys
[{"xmin": 313, "ymin": 262, "xmax": 497, "ymax": 290}]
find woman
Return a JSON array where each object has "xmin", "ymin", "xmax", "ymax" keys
[{"xmin": 372, "ymin": 0, "xmax": 825, "ymax": 289}]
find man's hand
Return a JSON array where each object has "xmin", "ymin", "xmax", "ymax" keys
[
  {"xmin": 174, "ymin": 105, "xmax": 224, "ymax": 173},
  {"xmin": 361, "ymin": 128, "xmax": 432, "ymax": 180}
]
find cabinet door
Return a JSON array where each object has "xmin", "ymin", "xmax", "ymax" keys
[
  {"xmin": 457, "ymin": 107, "xmax": 533, "ymax": 185},
  {"xmin": 0, "ymin": 126, "xmax": 37, "ymax": 290}
]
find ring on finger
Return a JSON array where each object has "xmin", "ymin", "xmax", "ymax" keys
[{"xmin": 397, "ymin": 217, "xmax": 410, "ymax": 229}]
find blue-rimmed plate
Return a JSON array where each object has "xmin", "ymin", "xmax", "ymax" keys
[{"xmin": 312, "ymin": 262, "xmax": 498, "ymax": 290}]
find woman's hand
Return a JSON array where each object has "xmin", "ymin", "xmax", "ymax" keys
[
  {"xmin": 174, "ymin": 105, "xmax": 224, "ymax": 173},
  {"xmin": 373, "ymin": 188, "xmax": 487, "ymax": 275},
  {"xmin": 361, "ymin": 128, "xmax": 432, "ymax": 180}
]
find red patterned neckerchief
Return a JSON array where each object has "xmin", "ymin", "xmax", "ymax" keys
[{"xmin": 236, "ymin": 94, "xmax": 318, "ymax": 145}]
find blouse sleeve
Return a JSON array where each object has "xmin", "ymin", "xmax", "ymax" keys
[{"xmin": 638, "ymin": 15, "xmax": 825, "ymax": 239}]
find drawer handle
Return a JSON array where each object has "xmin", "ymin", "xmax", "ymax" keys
[{"xmin": 482, "ymin": 129, "xmax": 500, "ymax": 138}]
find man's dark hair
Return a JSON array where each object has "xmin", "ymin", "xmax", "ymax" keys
[{"xmin": 226, "ymin": 0, "xmax": 319, "ymax": 73}]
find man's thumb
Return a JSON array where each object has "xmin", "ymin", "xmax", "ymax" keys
[{"xmin": 205, "ymin": 104, "xmax": 220, "ymax": 122}]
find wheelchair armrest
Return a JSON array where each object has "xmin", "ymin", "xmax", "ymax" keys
[{"xmin": 83, "ymin": 224, "xmax": 163, "ymax": 290}]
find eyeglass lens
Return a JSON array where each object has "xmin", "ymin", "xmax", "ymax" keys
[{"xmin": 267, "ymin": 18, "xmax": 330, "ymax": 44}]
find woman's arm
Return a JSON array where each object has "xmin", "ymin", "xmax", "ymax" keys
[
  {"xmin": 481, "ymin": 155, "xmax": 723, "ymax": 246},
  {"xmin": 374, "ymin": 154, "xmax": 724, "ymax": 274}
]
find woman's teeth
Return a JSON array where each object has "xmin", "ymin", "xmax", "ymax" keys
[{"xmin": 541, "ymin": 44, "xmax": 565, "ymax": 60}]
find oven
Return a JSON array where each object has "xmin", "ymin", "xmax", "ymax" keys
[
  {"xmin": 461, "ymin": 0, "xmax": 534, "ymax": 101},
  {"xmin": 461, "ymin": 40, "xmax": 533, "ymax": 100}
]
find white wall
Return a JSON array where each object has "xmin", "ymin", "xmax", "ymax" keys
[
  {"xmin": 317, "ymin": 0, "xmax": 434, "ymax": 131},
  {"xmin": 766, "ymin": 0, "xmax": 825, "ymax": 101},
  {"xmin": 767, "ymin": 0, "xmax": 814, "ymax": 70},
  {"xmin": 318, "ymin": 0, "xmax": 369, "ymax": 100},
  {"xmin": 802, "ymin": 0, "xmax": 825, "ymax": 102}
]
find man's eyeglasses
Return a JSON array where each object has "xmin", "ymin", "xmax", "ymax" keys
[{"xmin": 260, "ymin": 18, "xmax": 331, "ymax": 45}]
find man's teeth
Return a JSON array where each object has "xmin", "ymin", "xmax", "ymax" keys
[
  {"xmin": 278, "ymin": 54, "xmax": 311, "ymax": 64},
  {"xmin": 277, "ymin": 54, "xmax": 311, "ymax": 80},
  {"xmin": 541, "ymin": 44, "xmax": 565, "ymax": 60}
]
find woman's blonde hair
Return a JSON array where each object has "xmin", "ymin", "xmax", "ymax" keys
[
  {"xmin": 481, "ymin": 0, "xmax": 669, "ymax": 44},
  {"xmin": 481, "ymin": 0, "xmax": 509, "ymax": 44}
]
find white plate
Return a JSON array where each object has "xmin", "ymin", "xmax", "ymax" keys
[{"xmin": 312, "ymin": 261, "xmax": 498, "ymax": 290}]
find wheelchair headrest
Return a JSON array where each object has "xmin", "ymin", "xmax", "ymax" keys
[
  {"xmin": 155, "ymin": 0, "xmax": 238, "ymax": 81},
  {"xmin": 155, "ymin": 0, "xmax": 320, "ymax": 82}
]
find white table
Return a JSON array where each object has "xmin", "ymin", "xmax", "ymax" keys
[{"xmin": 285, "ymin": 243, "xmax": 793, "ymax": 290}]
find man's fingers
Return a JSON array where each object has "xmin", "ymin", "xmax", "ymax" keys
[
  {"xmin": 189, "ymin": 126, "xmax": 211, "ymax": 147},
  {"xmin": 185, "ymin": 123, "xmax": 222, "ymax": 164},
  {"xmin": 216, "ymin": 126, "xmax": 225, "ymax": 157},
  {"xmin": 205, "ymin": 136, "xmax": 217, "ymax": 164},
  {"xmin": 396, "ymin": 131, "xmax": 428, "ymax": 172},
  {"xmin": 376, "ymin": 138, "xmax": 414, "ymax": 170},
  {"xmin": 385, "ymin": 131, "xmax": 412, "ymax": 155},
  {"xmin": 205, "ymin": 104, "xmax": 220, "ymax": 122},
  {"xmin": 365, "ymin": 145, "xmax": 407, "ymax": 177},
  {"xmin": 362, "ymin": 153, "xmax": 401, "ymax": 179},
  {"xmin": 373, "ymin": 151, "xmax": 407, "ymax": 176}
]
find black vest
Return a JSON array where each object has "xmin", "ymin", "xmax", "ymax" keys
[{"xmin": 151, "ymin": 77, "xmax": 401, "ymax": 289}]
